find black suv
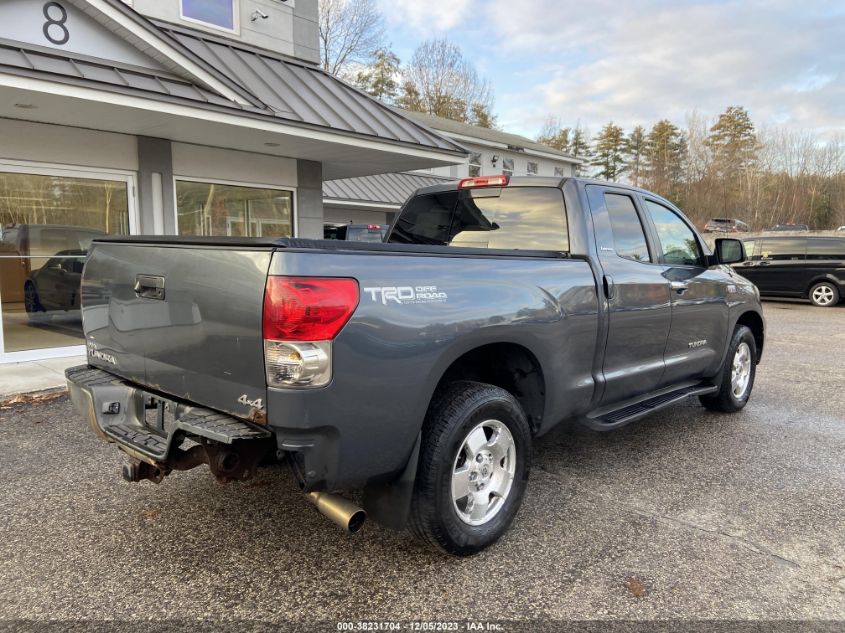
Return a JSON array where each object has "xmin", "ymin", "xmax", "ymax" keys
[{"xmin": 734, "ymin": 236, "xmax": 845, "ymax": 307}]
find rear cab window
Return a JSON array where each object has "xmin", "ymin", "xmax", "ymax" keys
[{"xmin": 389, "ymin": 187, "xmax": 569, "ymax": 252}]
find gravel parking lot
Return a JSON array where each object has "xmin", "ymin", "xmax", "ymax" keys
[{"xmin": 1, "ymin": 301, "xmax": 843, "ymax": 630}]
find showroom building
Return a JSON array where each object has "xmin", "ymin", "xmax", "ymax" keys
[{"xmin": 0, "ymin": 0, "xmax": 466, "ymax": 363}]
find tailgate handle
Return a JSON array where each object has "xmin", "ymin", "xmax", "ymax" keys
[{"xmin": 134, "ymin": 274, "xmax": 165, "ymax": 300}]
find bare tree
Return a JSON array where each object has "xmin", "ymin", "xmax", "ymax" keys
[
  {"xmin": 319, "ymin": 0, "xmax": 384, "ymax": 77},
  {"xmin": 401, "ymin": 38, "xmax": 495, "ymax": 127}
]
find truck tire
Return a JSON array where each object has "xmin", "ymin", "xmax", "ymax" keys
[
  {"xmin": 808, "ymin": 281, "xmax": 840, "ymax": 307},
  {"xmin": 409, "ymin": 380, "xmax": 531, "ymax": 556},
  {"xmin": 700, "ymin": 325, "xmax": 757, "ymax": 413}
]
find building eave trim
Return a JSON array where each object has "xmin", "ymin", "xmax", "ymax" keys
[{"xmin": 0, "ymin": 74, "xmax": 467, "ymax": 163}]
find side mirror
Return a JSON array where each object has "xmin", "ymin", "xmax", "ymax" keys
[{"xmin": 714, "ymin": 238, "xmax": 745, "ymax": 265}]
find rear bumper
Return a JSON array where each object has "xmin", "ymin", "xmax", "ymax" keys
[{"xmin": 65, "ymin": 365, "xmax": 272, "ymax": 466}]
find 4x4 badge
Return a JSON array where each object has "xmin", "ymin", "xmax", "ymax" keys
[{"xmin": 237, "ymin": 394, "xmax": 263, "ymax": 409}]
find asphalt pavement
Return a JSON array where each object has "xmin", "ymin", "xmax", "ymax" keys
[{"xmin": 1, "ymin": 301, "xmax": 843, "ymax": 630}]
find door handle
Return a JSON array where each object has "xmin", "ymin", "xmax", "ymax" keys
[
  {"xmin": 758, "ymin": 260, "xmax": 771, "ymax": 266},
  {"xmin": 670, "ymin": 281, "xmax": 689, "ymax": 294},
  {"xmin": 134, "ymin": 274, "xmax": 165, "ymax": 300}
]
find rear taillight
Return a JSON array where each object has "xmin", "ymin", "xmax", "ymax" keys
[
  {"xmin": 263, "ymin": 276, "xmax": 358, "ymax": 341},
  {"xmin": 263, "ymin": 277, "xmax": 359, "ymax": 389},
  {"xmin": 458, "ymin": 175, "xmax": 510, "ymax": 189}
]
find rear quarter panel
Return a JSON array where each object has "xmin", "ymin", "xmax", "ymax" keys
[{"xmin": 267, "ymin": 249, "xmax": 599, "ymax": 486}]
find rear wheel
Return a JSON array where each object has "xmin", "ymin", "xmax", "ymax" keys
[
  {"xmin": 409, "ymin": 381, "xmax": 531, "ymax": 556},
  {"xmin": 809, "ymin": 281, "xmax": 839, "ymax": 307},
  {"xmin": 700, "ymin": 325, "xmax": 757, "ymax": 413}
]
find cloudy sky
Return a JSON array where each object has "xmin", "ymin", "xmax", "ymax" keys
[{"xmin": 377, "ymin": 0, "xmax": 844, "ymax": 139}]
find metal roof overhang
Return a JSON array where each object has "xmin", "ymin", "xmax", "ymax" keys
[{"xmin": 0, "ymin": 73, "xmax": 466, "ymax": 180}]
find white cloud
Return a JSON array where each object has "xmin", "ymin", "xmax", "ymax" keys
[
  {"xmin": 379, "ymin": 0, "xmax": 473, "ymax": 34},
  {"xmin": 481, "ymin": 0, "xmax": 845, "ymax": 136}
]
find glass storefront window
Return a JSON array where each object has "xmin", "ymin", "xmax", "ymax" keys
[
  {"xmin": 176, "ymin": 180, "xmax": 293, "ymax": 238},
  {"xmin": 0, "ymin": 171, "xmax": 130, "ymax": 354}
]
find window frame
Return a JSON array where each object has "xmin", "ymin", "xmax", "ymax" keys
[
  {"xmin": 501, "ymin": 157, "xmax": 514, "ymax": 176},
  {"xmin": 0, "ymin": 160, "xmax": 138, "ymax": 363},
  {"xmin": 180, "ymin": 0, "xmax": 240, "ymax": 35},
  {"xmin": 640, "ymin": 196, "xmax": 707, "ymax": 268},
  {"xmin": 526, "ymin": 161, "xmax": 539, "ymax": 176},
  {"xmin": 468, "ymin": 153, "xmax": 482, "ymax": 177},
  {"xmin": 172, "ymin": 176, "xmax": 297, "ymax": 239}
]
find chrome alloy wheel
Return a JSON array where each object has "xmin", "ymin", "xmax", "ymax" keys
[
  {"xmin": 812, "ymin": 284, "xmax": 836, "ymax": 306},
  {"xmin": 451, "ymin": 419, "xmax": 516, "ymax": 526},
  {"xmin": 731, "ymin": 341, "xmax": 752, "ymax": 399}
]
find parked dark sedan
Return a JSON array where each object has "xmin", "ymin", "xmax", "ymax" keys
[
  {"xmin": 734, "ymin": 236, "xmax": 845, "ymax": 307},
  {"xmin": 25, "ymin": 249, "xmax": 87, "ymax": 321}
]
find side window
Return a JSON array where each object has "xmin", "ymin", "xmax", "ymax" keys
[
  {"xmin": 605, "ymin": 193, "xmax": 651, "ymax": 262},
  {"xmin": 742, "ymin": 240, "xmax": 757, "ymax": 260},
  {"xmin": 644, "ymin": 200, "xmax": 703, "ymax": 267},
  {"xmin": 760, "ymin": 239, "xmax": 806, "ymax": 261},
  {"xmin": 806, "ymin": 239, "xmax": 845, "ymax": 260}
]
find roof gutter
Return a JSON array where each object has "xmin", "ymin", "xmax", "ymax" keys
[{"xmin": 434, "ymin": 130, "xmax": 583, "ymax": 164}]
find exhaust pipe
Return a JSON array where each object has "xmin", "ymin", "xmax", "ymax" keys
[{"xmin": 307, "ymin": 492, "xmax": 366, "ymax": 533}]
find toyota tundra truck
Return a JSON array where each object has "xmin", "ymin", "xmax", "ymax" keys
[{"xmin": 66, "ymin": 176, "xmax": 764, "ymax": 555}]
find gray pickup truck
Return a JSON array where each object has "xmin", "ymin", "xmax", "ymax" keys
[{"xmin": 66, "ymin": 176, "xmax": 764, "ymax": 555}]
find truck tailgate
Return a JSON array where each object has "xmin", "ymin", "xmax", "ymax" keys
[{"xmin": 82, "ymin": 241, "xmax": 273, "ymax": 419}]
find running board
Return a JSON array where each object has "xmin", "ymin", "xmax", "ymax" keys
[{"xmin": 583, "ymin": 383, "xmax": 718, "ymax": 431}]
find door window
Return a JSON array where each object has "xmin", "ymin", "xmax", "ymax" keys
[
  {"xmin": 605, "ymin": 194, "xmax": 650, "ymax": 262},
  {"xmin": 644, "ymin": 200, "xmax": 703, "ymax": 267}
]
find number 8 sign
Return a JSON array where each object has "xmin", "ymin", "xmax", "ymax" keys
[{"xmin": 43, "ymin": 2, "xmax": 70, "ymax": 46}]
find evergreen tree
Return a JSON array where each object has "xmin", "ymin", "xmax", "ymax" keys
[
  {"xmin": 591, "ymin": 123, "xmax": 627, "ymax": 181},
  {"xmin": 625, "ymin": 125, "xmax": 647, "ymax": 187},
  {"xmin": 644, "ymin": 119, "xmax": 687, "ymax": 202},
  {"xmin": 705, "ymin": 106, "xmax": 760, "ymax": 216},
  {"xmin": 569, "ymin": 124, "xmax": 591, "ymax": 175},
  {"xmin": 705, "ymin": 105, "xmax": 759, "ymax": 177},
  {"xmin": 470, "ymin": 103, "xmax": 497, "ymax": 129},
  {"xmin": 355, "ymin": 48, "xmax": 401, "ymax": 102}
]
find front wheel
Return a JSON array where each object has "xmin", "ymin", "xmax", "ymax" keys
[
  {"xmin": 24, "ymin": 283, "xmax": 47, "ymax": 323},
  {"xmin": 409, "ymin": 381, "xmax": 532, "ymax": 556},
  {"xmin": 700, "ymin": 325, "xmax": 757, "ymax": 413},
  {"xmin": 809, "ymin": 281, "xmax": 840, "ymax": 307}
]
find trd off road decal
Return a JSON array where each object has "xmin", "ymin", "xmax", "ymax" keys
[{"xmin": 363, "ymin": 285, "xmax": 448, "ymax": 305}]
